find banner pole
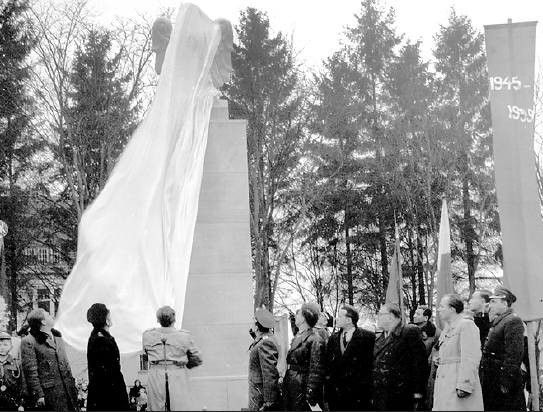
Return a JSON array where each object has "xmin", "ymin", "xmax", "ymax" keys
[{"xmin": 527, "ymin": 320, "xmax": 540, "ymax": 411}]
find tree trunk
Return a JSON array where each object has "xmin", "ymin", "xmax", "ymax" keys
[
  {"xmin": 461, "ymin": 157, "xmax": 476, "ymax": 293},
  {"xmin": 345, "ymin": 206, "xmax": 353, "ymax": 305},
  {"xmin": 416, "ymin": 225, "xmax": 426, "ymax": 305}
]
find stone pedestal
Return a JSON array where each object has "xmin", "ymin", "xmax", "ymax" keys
[{"xmin": 182, "ymin": 99, "xmax": 252, "ymax": 410}]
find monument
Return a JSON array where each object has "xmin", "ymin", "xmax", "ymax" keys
[{"xmin": 58, "ymin": 4, "xmax": 252, "ymax": 411}]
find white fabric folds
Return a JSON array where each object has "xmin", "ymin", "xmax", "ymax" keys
[{"xmin": 56, "ymin": 3, "xmax": 227, "ymax": 353}]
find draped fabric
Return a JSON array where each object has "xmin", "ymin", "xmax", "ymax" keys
[{"xmin": 56, "ymin": 3, "xmax": 228, "ymax": 353}]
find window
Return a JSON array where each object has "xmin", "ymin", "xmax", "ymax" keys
[
  {"xmin": 52, "ymin": 250, "xmax": 60, "ymax": 264},
  {"xmin": 38, "ymin": 249, "xmax": 48, "ymax": 264},
  {"xmin": 37, "ymin": 288, "xmax": 50, "ymax": 313}
]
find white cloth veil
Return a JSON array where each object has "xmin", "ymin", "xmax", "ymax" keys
[{"xmin": 55, "ymin": 3, "xmax": 228, "ymax": 353}]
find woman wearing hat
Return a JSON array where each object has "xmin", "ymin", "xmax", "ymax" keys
[
  {"xmin": 480, "ymin": 287, "xmax": 526, "ymax": 411},
  {"xmin": 248, "ymin": 307, "xmax": 280, "ymax": 411},
  {"xmin": 283, "ymin": 303, "xmax": 325, "ymax": 411},
  {"xmin": 86, "ymin": 303, "xmax": 130, "ymax": 410}
]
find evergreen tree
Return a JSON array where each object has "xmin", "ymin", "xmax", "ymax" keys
[
  {"xmin": 65, "ymin": 28, "xmax": 138, "ymax": 213},
  {"xmin": 433, "ymin": 10, "xmax": 496, "ymax": 293},
  {"xmin": 223, "ymin": 8, "xmax": 307, "ymax": 310},
  {"xmin": 0, "ymin": 0, "xmax": 38, "ymax": 330}
]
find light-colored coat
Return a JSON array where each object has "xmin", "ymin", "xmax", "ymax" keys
[
  {"xmin": 142, "ymin": 327, "xmax": 202, "ymax": 411},
  {"xmin": 432, "ymin": 316, "xmax": 483, "ymax": 411}
]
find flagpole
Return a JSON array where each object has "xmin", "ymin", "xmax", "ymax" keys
[{"xmin": 527, "ymin": 320, "xmax": 539, "ymax": 411}]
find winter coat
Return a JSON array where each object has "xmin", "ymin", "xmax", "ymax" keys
[
  {"xmin": 247, "ymin": 333, "xmax": 280, "ymax": 410},
  {"xmin": 480, "ymin": 308, "xmax": 526, "ymax": 411},
  {"xmin": 324, "ymin": 327, "xmax": 375, "ymax": 411},
  {"xmin": 372, "ymin": 323, "xmax": 427, "ymax": 411},
  {"xmin": 21, "ymin": 329, "xmax": 79, "ymax": 411},
  {"xmin": 282, "ymin": 328, "xmax": 325, "ymax": 410},
  {"xmin": 0, "ymin": 354, "xmax": 25, "ymax": 411},
  {"xmin": 142, "ymin": 327, "xmax": 202, "ymax": 411},
  {"xmin": 432, "ymin": 316, "xmax": 483, "ymax": 411},
  {"xmin": 87, "ymin": 328, "xmax": 130, "ymax": 410}
]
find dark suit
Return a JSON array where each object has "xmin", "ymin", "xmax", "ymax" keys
[
  {"xmin": 473, "ymin": 312, "xmax": 491, "ymax": 348},
  {"xmin": 325, "ymin": 327, "xmax": 375, "ymax": 411},
  {"xmin": 481, "ymin": 308, "xmax": 526, "ymax": 411},
  {"xmin": 372, "ymin": 323, "xmax": 427, "ymax": 411},
  {"xmin": 248, "ymin": 333, "xmax": 280, "ymax": 411},
  {"xmin": 21, "ymin": 329, "xmax": 79, "ymax": 411},
  {"xmin": 283, "ymin": 328, "xmax": 325, "ymax": 411},
  {"xmin": 87, "ymin": 328, "xmax": 129, "ymax": 411}
]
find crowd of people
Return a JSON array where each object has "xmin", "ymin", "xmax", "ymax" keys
[
  {"xmin": 0, "ymin": 304, "xmax": 202, "ymax": 411},
  {"xmin": 0, "ymin": 286, "xmax": 530, "ymax": 411},
  {"xmin": 249, "ymin": 287, "xmax": 530, "ymax": 411}
]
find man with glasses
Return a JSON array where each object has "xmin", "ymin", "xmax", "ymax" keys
[
  {"xmin": 372, "ymin": 303, "xmax": 427, "ymax": 411},
  {"xmin": 324, "ymin": 305, "xmax": 375, "ymax": 411}
]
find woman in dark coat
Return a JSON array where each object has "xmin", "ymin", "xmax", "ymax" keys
[
  {"xmin": 282, "ymin": 303, "xmax": 325, "ymax": 411},
  {"xmin": 86, "ymin": 303, "xmax": 130, "ymax": 411}
]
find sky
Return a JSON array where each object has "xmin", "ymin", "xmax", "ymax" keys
[{"xmin": 87, "ymin": 0, "xmax": 543, "ymax": 70}]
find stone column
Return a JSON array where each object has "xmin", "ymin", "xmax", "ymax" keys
[{"xmin": 182, "ymin": 98, "xmax": 252, "ymax": 410}]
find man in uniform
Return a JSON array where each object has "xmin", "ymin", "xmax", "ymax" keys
[
  {"xmin": 248, "ymin": 307, "xmax": 280, "ymax": 411},
  {"xmin": 0, "ymin": 331, "xmax": 25, "ymax": 411},
  {"xmin": 480, "ymin": 287, "xmax": 526, "ymax": 411}
]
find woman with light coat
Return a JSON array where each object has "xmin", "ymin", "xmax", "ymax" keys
[{"xmin": 433, "ymin": 294, "xmax": 483, "ymax": 411}]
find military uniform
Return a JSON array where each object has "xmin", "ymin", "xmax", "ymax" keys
[
  {"xmin": 248, "ymin": 333, "xmax": 280, "ymax": 410},
  {"xmin": 481, "ymin": 308, "xmax": 526, "ymax": 411},
  {"xmin": 142, "ymin": 327, "xmax": 202, "ymax": 411},
  {"xmin": 0, "ymin": 353, "xmax": 24, "ymax": 410}
]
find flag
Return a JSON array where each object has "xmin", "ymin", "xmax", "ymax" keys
[
  {"xmin": 484, "ymin": 21, "xmax": 543, "ymax": 321},
  {"xmin": 435, "ymin": 198, "xmax": 453, "ymax": 327},
  {"xmin": 385, "ymin": 223, "xmax": 405, "ymax": 320}
]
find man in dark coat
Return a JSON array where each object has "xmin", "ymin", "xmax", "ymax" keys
[
  {"xmin": 469, "ymin": 289, "xmax": 492, "ymax": 348},
  {"xmin": 283, "ymin": 303, "xmax": 325, "ymax": 411},
  {"xmin": 86, "ymin": 303, "xmax": 130, "ymax": 411},
  {"xmin": 481, "ymin": 287, "xmax": 526, "ymax": 411},
  {"xmin": 324, "ymin": 305, "xmax": 375, "ymax": 411},
  {"xmin": 21, "ymin": 309, "xmax": 79, "ymax": 411},
  {"xmin": 248, "ymin": 307, "xmax": 280, "ymax": 411},
  {"xmin": 372, "ymin": 303, "xmax": 427, "ymax": 411}
]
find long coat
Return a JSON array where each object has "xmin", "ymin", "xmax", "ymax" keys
[
  {"xmin": 324, "ymin": 327, "xmax": 375, "ymax": 411},
  {"xmin": 142, "ymin": 327, "xmax": 202, "ymax": 411},
  {"xmin": 282, "ymin": 328, "xmax": 325, "ymax": 411},
  {"xmin": 480, "ymin": 308, "xmax": 526, "ymax": 411},
  {"xmin": 372, "ymin": 323, "xmax": 427, "ymax": 411},
  {"xmin": 432, "ymin": 317, "xmax": 483, "ymax": 411},
  {"xmin": 87, "ymin": 328, "xmax": 129, "ymax": 411},
  {"xmin": 21, "ymin": 329, "xmax": 79, "ymax": 411},
  {"xmin": 248, "ymin": 333, "xmax": 280, "ymax": 410}
]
